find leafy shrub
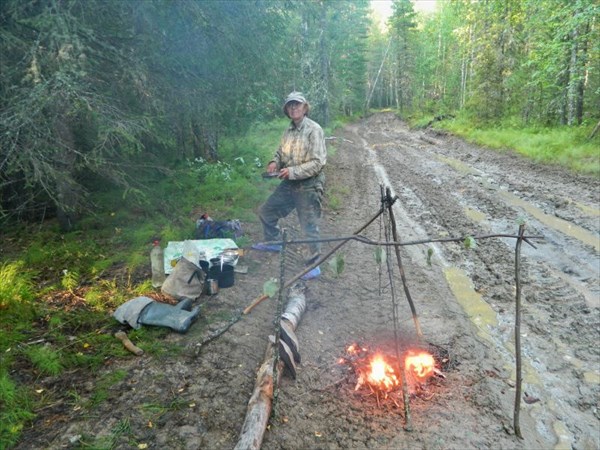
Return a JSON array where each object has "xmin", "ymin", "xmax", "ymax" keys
[
  {"xmin": 0, "ymin": 262, "xmax": 36, "ymax": 324},
  {"xmin": 61, "ymin": 269, "xmax": 80, "ymax": 292}
]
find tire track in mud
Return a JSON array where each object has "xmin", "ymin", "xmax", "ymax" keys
[
  {"xmin": 260, "ymin": 114, "xmax": 548, "ymax": 449},
  {"xmin": 344, "ymin": 113, "xmax": 599, "ymax": 449},
  {"xmin": 262, "ymin": 116, "xmax": 543, "ymax": 449}
]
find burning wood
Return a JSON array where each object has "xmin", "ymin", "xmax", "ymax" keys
[
  {"xmin": 339, "ymin": 343, "xmax": 442, "ymax": 406},
  {"xmin": 404, "ymin": 350, "xmax": 435, "ymax": 383}
]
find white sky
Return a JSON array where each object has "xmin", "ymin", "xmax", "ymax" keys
[
  {"xmin": 371, "ymin": 0, "xmax": 437, "ymax": 32},
  {"xmin": 371, "ymin": 0, "xmax": 438, "ymax": 19}
]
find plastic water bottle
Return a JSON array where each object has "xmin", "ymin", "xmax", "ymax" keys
[{"xmin": 151, "ymin": 240, "xmax": 166, "ymax": 288}]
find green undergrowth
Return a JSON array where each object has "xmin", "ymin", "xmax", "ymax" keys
[
  {"xmin": 327, "ymin": 185, "xmax": 351, "ymax": 211},
  {"xmin": 415, "ymin": 113, "xmax": 600, "ymax": 176},
  {"xmin": 0, "ymin": 119, "xmax": 292, "ymax": 448}
]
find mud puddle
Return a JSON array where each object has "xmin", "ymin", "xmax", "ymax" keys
[{"xmin": 360, "ymin": 128, "xmax": 597, "ymax": 448}]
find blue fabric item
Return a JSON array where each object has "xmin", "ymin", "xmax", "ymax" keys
[
  {"xmin": 251, "ymin": 243, "xmax": 282, "ymax": 252},
  {"xmin": 195, "ymin": 218, "xmax": 243, "ymax": 240},
  {"xmin": 301, "ymin": 266, "xmax": 320, "ymax": 280}
]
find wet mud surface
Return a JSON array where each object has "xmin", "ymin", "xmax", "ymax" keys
[{"xmin": 16, "ymin": 113, "xmax": 599, "ymax": 449}]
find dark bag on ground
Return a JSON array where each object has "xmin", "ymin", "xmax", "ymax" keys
[
  {"xmin": 195, "ymin": 218, "xmax": 243, "ymax": 240},
  {"xmin": 161, "ymin": 257, "xmax": 204, "ymax": 300}
]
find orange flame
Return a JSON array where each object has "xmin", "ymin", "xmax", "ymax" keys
[
  {"xmin": 344, "ymin": 344, "xmax": 437, "ymax": 394},
  {"xmin": 405, "ymin": 351, "xmax": 435, "ymax": 382},
  {"xmin": 367, "ymin": 354, "xmax": 399, "ymax": 391},
  {"xmin": 346, "ymin": 343, "xmax": 367, "ymax": 355}
]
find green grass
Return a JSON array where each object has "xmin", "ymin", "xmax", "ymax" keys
[
  {"xmin": 406, "ymin": 111, "xmax": 599, "ymax": 176},
  {"xmin": 408, "ymin": 114, "xmax": 438, "ymax": 129},
  {"xmin": 76, "ymin": 415, "xmax": 135, "ymax": 449},
  {"xmin": 24, "ymin": 345, "xmax": 64, "ymax": 376},
  {"xmin": 438, "ymin": 115, "xmax": 600, "ymax": 176},
  {"xmin": 0, "ymin": 261, "xmax": 36, "ymax": 324},
  {"xmin": 0, "ymin": 371, "xmax": 36, "ymax": 448},
  {"xmin": 138, "ymin": 398, "xmax": 188, "ymax": 423},
  {"xmin": 327, "ymin": 185, "xmax": 350, "ymax": 211},
  {"xmin": 0, "ymin": 118, "xmax": 293, "ymax": 447},
  {"xmin": 0, "ymin": 263, "xmax": 40, "ymax": 447}
]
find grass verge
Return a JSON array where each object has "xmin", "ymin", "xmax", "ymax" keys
[
  {"xmin": 5, "ymin": 110, "xmax": 592, "ymax": 446},
  {"xmin": 0, "ymin": 117, "xmax": 335, "ymax": 447},
  {"xmin": 417, "ymin": 114, "xmax": 600, "ymax": 176}
]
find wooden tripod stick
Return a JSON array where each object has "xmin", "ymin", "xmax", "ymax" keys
[
  {"xmin": 243, "ymin": 207, "xmax": 386, "ymax": 314},
  {"xmin": 385, "ymin": 186, "xmax": 423, "ymax": 338}
]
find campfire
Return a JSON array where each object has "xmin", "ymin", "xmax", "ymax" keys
[{"xmin": 339, "ymin": 343, "xmax": 444, "ymax": 407}]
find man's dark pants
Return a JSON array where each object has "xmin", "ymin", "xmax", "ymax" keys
[{"xmin": 259, "ymin": 174, "xmax": 324, "ymax": 258}]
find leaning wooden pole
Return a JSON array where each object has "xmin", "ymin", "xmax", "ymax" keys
[
  {"xmin": 381, "ymin": 192, "xmax": 413, "ymax": 431},
  {"xmin": 513, "ymin": 224, "xmax": 525, "ymax": 439},
  {"xmin": 385, "ymin": 187, "xmax": 423, "ymax": 338},
  {"xmin": 235, "ymin": 284, "xmax": 307, "ymax": 450},
  {"xmin": 244, "ymin": 206, "xmax": 386, "ymax": 314}
]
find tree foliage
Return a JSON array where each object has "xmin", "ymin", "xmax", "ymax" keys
[
  {"xmin": 371, "ymin": 0, "xmax": 599, "ymax": 127},
  {"xmin": 388, "ymin": 0, "xmax": 418, "ymax": 112},
  {"xmin": 0, "ymin": 0, "xmax": 373, "ymax": 227},
  {"xmin": 1, "ymin": 0, "xmax": 598, "ymax": 228}
]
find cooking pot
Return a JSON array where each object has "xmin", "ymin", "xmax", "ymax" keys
[
  {"xmin": 210, "ymin": 255, "xmax": 236, "ymax": 268},
  {"xmin": 222, "ymin": 248, "xmax": 240, "ymax": 265},
  {"xmin": 199, "ymin": 260, "xmax": 210, "ymax": 274},
  {"xmin": 208, "ymin": 263, "xmax": 235, "ymax": 288}
]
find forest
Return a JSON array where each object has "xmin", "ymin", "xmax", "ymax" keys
[
  {"xmin": 1, "ymin": 0, "xmax": 598, "ymax": 228},
  {"xmin": 1, "ymin": 1, "xmax": 599, "ymax": 448}
]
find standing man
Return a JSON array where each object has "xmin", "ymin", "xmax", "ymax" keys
[{"xmin": 253, "ymin": 92, "xmax": 326, "ymax": 280}]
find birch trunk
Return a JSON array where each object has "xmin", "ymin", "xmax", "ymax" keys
[{"xmin": 234, "ymin": 284, "xmax": 306, "ymax": 450}]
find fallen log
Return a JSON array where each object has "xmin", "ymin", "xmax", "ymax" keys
[
  {"xmin": 419, "ymin": 134, "xmax": 441, "ymax": 146},
  {"xmin": 280, "ymin": 283, "xmax": 306, "ymax": 328},
  {"xmin": 235, "ymin": 284, "xmax": 306, "ymax": 450},
  {"xmin": 588, "ymin": 119, "xmax": 600, "ymax": 140}
]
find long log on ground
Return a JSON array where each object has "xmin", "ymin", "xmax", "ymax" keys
[
  {"xmin": 235, "ymin": 284, "xmax": 307, "ymax": 450},
  {"xmin": 419, "ymin": 134, "xmax": 441, "ymax": 146},
  {"xmin": 280, "ymin": 283, "xmax": 306, "ymax": 328}
]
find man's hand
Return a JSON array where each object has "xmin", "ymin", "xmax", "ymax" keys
[
  {"xmin": 266, "ymin": 161, "xmax": 277, "ymax": 173},
  {"xmin": 278, "ymin": 168, "xmax": 290, "ymax": 179},
  {"xmin": 266, "ymin": 161, "xmax": 289, "ymax": 179}
]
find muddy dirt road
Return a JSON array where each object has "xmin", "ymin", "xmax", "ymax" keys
[{"xmin": 19, "ymin": 113, "xmax": 599, "ymax": 449}]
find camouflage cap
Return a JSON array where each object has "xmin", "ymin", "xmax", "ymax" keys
[{"xmin": 283, "ymin": 92, "xmax": 307, "ymax": 116}]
